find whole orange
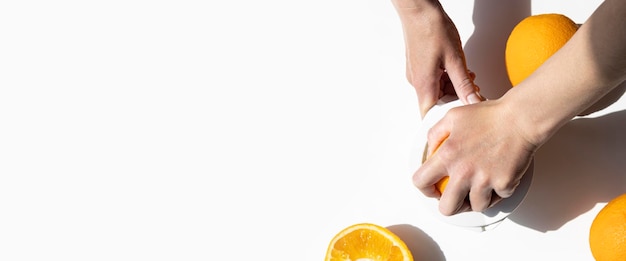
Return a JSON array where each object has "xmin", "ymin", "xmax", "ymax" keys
[
  {"xmin": 589, "ymin": 193, "xmax": 626, "ymax": 261},
  {"xmin": 505, "ymin": 14, "xmax": 578, "ymax": 86}
]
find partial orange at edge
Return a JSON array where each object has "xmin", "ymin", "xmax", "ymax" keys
[{"xmin": 589, "ymin": 193, "xmax": 626, "ymax": 261}]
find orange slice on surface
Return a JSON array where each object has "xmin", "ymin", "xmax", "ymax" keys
[{"xmin": 325, "ymin": 223, "xmax": 413, "ymax": 261}]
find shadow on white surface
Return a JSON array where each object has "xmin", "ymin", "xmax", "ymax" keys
[
  {"xmin": 464, "ymin": 0, "xmax": 531, "ymax": 99},
  {"xmin": 387, "ymin": 224, "xmax": 445, "ymax": 261},
  {"xmin": 508, "ymin": 110, "xmax": 626, "ymax": 232}
]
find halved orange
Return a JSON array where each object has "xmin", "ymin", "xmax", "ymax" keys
[
  {"xmin": 435, "ymin": 176, "xmax": 449, "ymax": 194},
  {"xmin": 325, "ymin": 223, "xmax": 413, "ymax": 261}
]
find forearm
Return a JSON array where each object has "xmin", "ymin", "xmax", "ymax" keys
[
  {"xmin": 391, "ymin": 0, "xmax": 447, "ymax": 56},
  {"xmin": 503, "ymin": 0, "xmax": 626, "ymax": 147},
  {"xmin": 391, "ymin": 0, "xmax": 439, "ymax": 13}
]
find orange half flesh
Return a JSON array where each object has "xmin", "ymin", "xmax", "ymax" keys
[{"xmin": 325, "ymin": 223, "xmax": 413, "ymax": 261}]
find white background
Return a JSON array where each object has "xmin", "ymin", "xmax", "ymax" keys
[{"xmin": 1, "ymin": 0, "xmax": 624, "ymax": 260}]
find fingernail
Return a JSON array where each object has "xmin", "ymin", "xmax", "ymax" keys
[{"xmin": 466, "ymin": 92, "xmax": 482, "ymax": 104}]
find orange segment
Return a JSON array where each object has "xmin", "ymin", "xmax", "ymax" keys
[{"xmin": 325, "ymin": 223, "xmax": 413, "ymax": 261}]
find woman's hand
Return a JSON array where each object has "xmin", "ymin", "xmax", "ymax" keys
[
  {"xmin": 413, "ymin": 99, "xmax": 537, "ymax": 216},
  {"xmin": 391, "ymin": 0, "xmax": 483, "ymax": 117}
]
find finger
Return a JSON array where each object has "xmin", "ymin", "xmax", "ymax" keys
[
  {"xmin": 418, "ymin": 91, "xmax": 439, "ymax": 118},
  {"xmin": 468, "ymin": 70, "xmax": 480, "ymax": 92},
  {"xmin": 493, "ymin": 178, "xmax": 521, "ymax": 199},
  {"xmin": 413, "ymin": 156, "xmax": 448, "ymax": 199},
  {"xmin": 445, "ymin": 57, "xmax": 483, "ymax": 105},
  {"xmin": 406, "ymin": 57, "xmax": 441, "ymax": 117},
  {"xmin": 450, "ymin": 195, "xmax": 473, "ymax": 214},
  {"xmin": 457, "ymin": 198, "xmax": 472, "ymax": 214},
  {"xmin": 414, "ymin": 75, "xmax": 441, "ymax": 118},
  {"xmin": 445, "ymin": 70, "xmax": 475, "ymax": 96},
  {"xmin": 426, "ymin": 115, "xmax": 452, "ymax": 157},
  {"xmin": 404, "ymin": 46, "xmax": 442, "ymax": 117},
  {"xmin": 468, "ymin": 177, "xmax": 493, "ymax": 212},
  {"xmin": 488, "ymin": 192, "xmax": 503, "ymax": 209},
  {"xmin": 438, "ymin": 175, "xmax": 470, "ymax": 216}
]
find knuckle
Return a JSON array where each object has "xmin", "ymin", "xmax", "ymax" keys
[
  {"xmin": 456, "ymin": 78, "xmax": 475, "ymax": 92},
  {"xmin": 452, "ymin": 161, "xmax": 474, "ymax": 179},
  {"xmin": 445, "ymin": 107, "xmax": 463, "ymax": 120},
  {"xmin": 412, "ymin": 171, "xmax": 430, "ymax": 190},
  {"xmin": 406, "ymin": 68, "xmax": 427, "ymax": 88},
  {"xmin": 493, "ymin": 179, "xmax": 518, "ymax": 198},
  {"xmin": 420, "ymin": 187, "xmax": 439, "ymax": 199},
  {"xmin": 426, "ymin": 129, "xmax": 443, "ymax": 148},
  {"xmin": 439, "ymin": 204, "xmax": 455, "ymax": 216},
  {"xmin": 474, "ymin": 174, "xmax": 491, "ymax": 189},
  {"xmin": 426, "ymin": 128, "xmax": 436, "ymax": 142},
  {"xmin": 405, "ymin": 71, "xmax": 415, "ymax": 86},
  {"xmin": 405, "ymin": 66, "xmax": 420, "ymax": 87},
  {"xmin": 470, "ymin": 175, "xmax": 491, "ymax": 209},
  {"xmin": 412, "ymin": 173, "xmax": 440, "ymax": 198}
]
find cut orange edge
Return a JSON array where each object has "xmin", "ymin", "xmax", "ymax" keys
[
  {"xmin": 424, "ymin": 135, "xmax": 450, "ymax": 194},
  {"xmin": 325, "ymin": 223, "xmax": 413, "ymax": 261}
]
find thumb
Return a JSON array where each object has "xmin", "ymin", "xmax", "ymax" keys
[
  {"xmin": 415, "ymin": 77, "xmax": 440, "ymax": 118},
  {"xmin": 445, "ymin": 60, "xmax": 483, "ymax": 105},
  {"xmin": 418, "ymin": 92, "xmax": 438, "ymax": 118}
]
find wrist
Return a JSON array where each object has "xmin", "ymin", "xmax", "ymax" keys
[{"xmin": 499, "ymin": 85, "xmax": 565, "ymax": 149}]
